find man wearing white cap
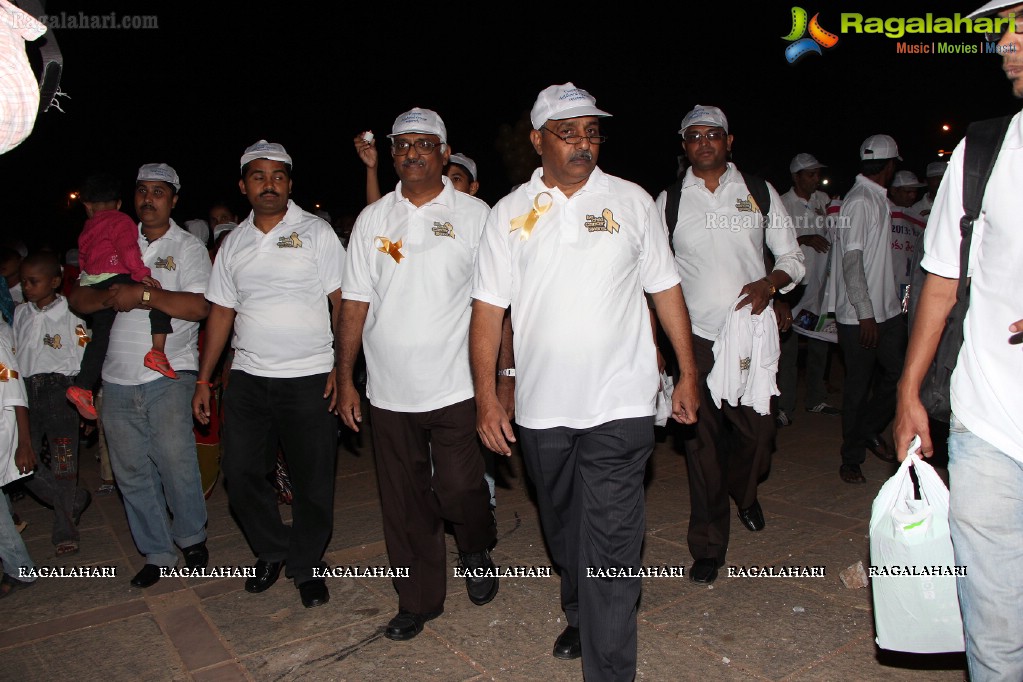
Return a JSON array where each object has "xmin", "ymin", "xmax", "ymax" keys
[
  {"xmin": 778, "ymin": 153, "xmax": 839, "ymax": 425},
  {"xmin": 69, "ymin": 163, "xmax": 212, "ymax": 588},
  {"xmin": 831, "ymin": 135, "xmax": 906, "ymax": 483},
  {"xmin": 895, "ymin": 2, "xmax": 1023, "ymax": 678},
  {"xmin": 912, "ymin": 161, "xmax": 948, "ymax": 218},
  {"xmin": 888, "ymin": 171, "xmax": 927, "ymax": 306},
  {"xmin": 193, "ymin": 140, "xmax": 344, "ymax": 608},
  {"xmin": 658, "ymin": 105, "xmax": 803, "ymax": 585},
  {"xmin": 471, "ymin": 83, "xmax": 699, "ymax": 681},
  {"xmin": 337, "ymin": 108, "xmax": 498, "ymax": 639}
]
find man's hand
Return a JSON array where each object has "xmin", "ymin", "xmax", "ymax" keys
[
  {"xmin": 736, "ymin": 278, "xmax": 775, "ymax": 315},
  {"xmin": 774, "ymin": 300, "xmax": 793, "ymax": 332},
  {"xmin": 336, "ymin": 378, "xmax": 362, "ymax": 432},
  {"xmin": 14, "ymin": 441, "xmax": 35, "ymax": 475},
  {"xmin": 859, "ymin": 317, "xmax": 879, "ymax": 349},
  {"xmin": 141, "ymin": 276, "xmax": 163, "ymax": 289},
  {"xmin": 894, "ymin": 393, "xmax": 933, "ymax": 461},
  {"xmin": 323, "ymin": 368, "xmax": 337, "ymax": 413},
  {"xmin": 1010, "ymin": 318, "xmax": 1023, "ymax": 340},
  {"xmin": 496, "ymin": 376, "xmax": 515, "ymax": 422},
  {"xmin": 671, "ymin": 373, "xmax": 700, "ymax": 425},
  {"xmin": 192, "ymin": 383, "xmax": 212, "ymax": 425},
  {"xmin": 797, "ymin": 234, "xmax": 830, "ymax": 253},
  {"xmin": 105, "ymin": 283, "xmax": 144, "ymax": 312},
  {"xmin": 354, "ymin": 133, "xmax": 378, "ymax": 170},
  {"xmin": 477, "ymin": 396, "xmax": 515, "ymax": 456}
]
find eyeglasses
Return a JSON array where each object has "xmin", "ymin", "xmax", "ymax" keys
[
  {"xmin": 541, "ymin": 126, "xmax": 607, "ymax": 145},
  {"xmin": 984, "ymin": 14, "xmax": 1023, "ymax": 42},
  {"xmin": 391, "ymin": 139, "xmax": 441, "ymax": 155},
  {"xmin": 682, "ymin": 130, "xmax": 727, "ymax": 144}
]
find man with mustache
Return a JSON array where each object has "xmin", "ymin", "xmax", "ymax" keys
[
  {"xmin": 337, "ymin": 109, "xmax": 497, "ymax": 640},
  {"xmin": 471, "ymin": 83, "xmax": 700, "ymax": 681},
  {"xmin": 193, "ymin": 141, "xmax": 345, "ymax": 608},
  {"xmin": 68, "ymin": 163, "xmax": 212, "ymax": 588},
  {"xmin": 895, "ymin": 2, "xmax": 1023, "ymax": 678}
]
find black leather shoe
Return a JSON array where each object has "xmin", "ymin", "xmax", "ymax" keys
[
  {"xmin": 384, "ymin": 608, "xmax": 442, "ymax": 641},
  {"xmin": 689, "ymin": 558, "xmax": 720, "ymax": 584},
  {"xmin": 245, "ymin": 559, "xmax": 284, "ymax": 593},
  {"xmin": 130, "ymin": 563, "xmax": 162, "ymax": 588},
  {"xmin": 737, "ymin": 500, "xmax": 765, "ymax": 532},
  {"xmin": 864, "ymin": 435, "xmax": 897, "ymax": 463},
  {"xmin": 459, "ymin": 549, "xmax": 499, "ymax": 605},
  {"xmin": 298, "ymin": 579, "xmax": 329, "ymax": 608},
  {"xmin": 552, "ymin": 625, "xmax": 582, "ymax": 660},
  {"xmin": 182, "ymin": 542, "xmax": 209, "ymax": 570}
]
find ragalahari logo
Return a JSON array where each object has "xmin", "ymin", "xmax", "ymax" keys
[{"xmin": 783, "ymin": 7, "xmax": 839, "ymax": 64}]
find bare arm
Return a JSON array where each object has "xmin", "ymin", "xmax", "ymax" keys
[
  {"xmin": 104, "ymin": 282, "xmax": 210, "ymax": 321},
  {"xmin": 470, "ymin": 299, "xmax": 514, "ymax": 455},
  {"xmin": 323, "ymin": 289, "xmax": 342, "ymax": 410},
  {"xmin": 14, "ymin": 405, "xmax": 35, "ymax": 473},
  {"xmin": 496, "ymin": 309, "xmax": 515, "ymax": 419},
  {"xmin": 192, "ymin": 303, "xmax": 236, "ymax": 424},
  {"xmin": 649, "ymin": 285, "xmax": 700, "ymax": 424},
  {"xmin": 335, "ymin": 299, "xmax": 369, "ymax": 431}
]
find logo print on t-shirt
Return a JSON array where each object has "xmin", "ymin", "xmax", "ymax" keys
[
  {"xmin": 276, "ymin": 232, "xmax": 303, "ymax": 249},
  {"xmin": 584, "ymin": 209, "xmax": 620, "ymax": 234},
  {"xmin": 735, "ymin": 195, "xmax": 760, "ymax": 213},
  {"xmin": 43, "ymin": 333, "xmax": 62, "ymax": 350},
  {"xmin": 155, "ymin": 256, "xmax": 177, "ymax": 270},
  {"xmin": 432, "ymin": 222, "xmax": 455, "ymax": 239}
]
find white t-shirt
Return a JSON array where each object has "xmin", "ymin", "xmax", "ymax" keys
[
  {"xmin": 831, "ymin": 174, "xmax": 903, "ymax": 325},
  {"xmin": 102, "ymin": 220, "xmax": 211, "ymax": 386},
  {"xmin": 0, "ymin": 341, "xmax": 29, "ymax": 487},
  {"xmin": 207, "ymin": 200, "xmax": 344, "ymax": 378},
  {"xmin": 921, "ymin": 110, "xmax": 1023, "ymax": 462},
  {"xmin": 343, "ymin": 178, "xmax": 489, "ymax": 412},
  {"xmin": 658, "ymin": 164, "xmax": 804, "ymax": 340},
  {"xmin": 13, "ymin": 295, "xmax": 86, "ymax": 377},
  {"xmin": 781, "ymin": 187, "xmax": 831, "ymax": 292},
  {"xmin": 912, "ymin": 192, "xmax": 934, "ymax": 219},
  {"xmin": 473, "ymin": 166, "xmax": 680, "ymax": 429},
  {"xmin": 888, "ymin": 201, "xmax": 926, "ymax": 303}
]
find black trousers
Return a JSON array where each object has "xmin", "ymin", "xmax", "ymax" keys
[
  {"xmin": 75, "ymin": 274, "xmax": 173, "ymax": 391},
  {"xmin": 519, "ymin": 416, "xmax": 653, "ymax": 682},
  {"xmin": 369, "ymin": 398, "xmax": 495, "ymax": 615},
  {"xmin": 684, "ymin": 336, "xmax": 775, "ymax": 564},
  {"xmin": 221, "ymin": 370, "xmax": 338, "ymax": 585}
]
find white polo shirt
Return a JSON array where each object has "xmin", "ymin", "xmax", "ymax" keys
[
  {"xmin": 207, "ymin": 200, "xmax": 344, "ymax": 378},
  {"xmin": 103, "ymin": 220, "xmax": 211, "ymax": 386},
  {"xmin": 888, "ymin": 201, "xmax": 926, "ymax": 303},
  {"xmin": 831, "ymin": 175, "xmax": 902, "ymax": 325},
  {"xmin": 13, "ymin": 295, "xmax": 86, "ymax": 377},
  {"xmin": 0, "ymin": 341, "xmax": 29, "ymax": 487},
  {"xmin": 912, "ymin": 192, "xmax": 934, "ymax": 218},
  {"xmin": 473, "ymin": 166, "xmax": 679, "ymax": 429},
  {"xmin": 343, "ymin": 178, "xmax": 489, "ymax": 412},
  {"xmin": 657, "ymin": 164, "xmax": 804, "ymax": 341},
  {"xmin": 921, "ymin": 111, "xmax": 1023, "ymax": 462}
]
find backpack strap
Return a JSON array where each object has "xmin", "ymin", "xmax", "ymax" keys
[{"xmin": 663, "ymin": 171, "xmax": 772, "ymax": 253}]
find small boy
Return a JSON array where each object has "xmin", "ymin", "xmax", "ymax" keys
[{"xmin": 13, "ymin": 252, "xmax": 92, "ymax": 556}]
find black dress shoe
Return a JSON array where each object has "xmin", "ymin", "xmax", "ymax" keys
[
  {"xmin": 459, "ymin": 549, "xmax": 499, "ymax": 605},
  {"xmin": 384, "ymin": 608, "xmax": 442, "ymax": 641},
  {"xmin": 552, "ymin": 625, "xmax": 582, "ymax": 660},
  {"xmin": 245, "ymin": 559, "xmax": 284, "ymax": 593},
  {"xmin": 182, "ymin": 541, "xmax": 209, "ymax": 570},
  {"xmin": 689, "ymin": 558, "xmax": 720, "ymax": 584},
  {"xmin": 298, "ymin": 579, "xmax": 329, "ymax": 608},
  {"xmin": 864, "ymin": 435, "xmax": 897, "ymax": 463},
  {"xmin": 737, "ymin": 500, "xmax": 765, "ymax": 532},
  {"xmin": 130, "ymin": 563, "xmax": 162, "ymax": 588}
]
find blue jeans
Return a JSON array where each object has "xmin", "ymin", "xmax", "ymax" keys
[
  {"xmin": 0, "ymin": 488, "xmax": 35, "ymax": 580},
  {"xmin": 102, "ymin": 374, "xmax": 207, "ymax": 567},
  {"xmin": 948, "ymin": 414, "xmax": 1023, "ymax": 681}
]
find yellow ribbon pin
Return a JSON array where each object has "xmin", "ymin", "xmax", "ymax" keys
[
  {"xmin": 509, "ymin": 192, "xmax": 553, "ymax": 241},
  {"xmin": 376, "ymin": 237, "xmax": 404, "ymax": 263},
  {"xmin": 0, "ymin": 363, "xmax": 18, "ymax": 381},
  {"xmin": 75, "ymin": 324, "xmax": 91, "ymax": 347}
]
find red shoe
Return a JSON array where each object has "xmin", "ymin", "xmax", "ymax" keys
[
  {"xmin": 144, "ymin": 349, "xmax": 178, "ymax": 379},
  {"xmin": 66, "ymin": 386, "xmax": 97, "ymax": 420}
]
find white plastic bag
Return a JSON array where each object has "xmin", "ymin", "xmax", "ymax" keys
[
  {"xmin": 869, "ymin": 436, "xmax": 965, "ymax": 653},
  {"xmin": 654, "ymin": 371, "xmax": 673, "ymax": 427}
]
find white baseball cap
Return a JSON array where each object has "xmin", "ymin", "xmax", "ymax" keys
[
  {"xmin": 530, "ymin": 83, "xmax": 611, "ymax": 130},
  {"xmin": 240, "ymin": 140, "xmax": 293, "ymax": 170},
  {"xmin": 448, "ymin": 153, "xmax": 478, "ymax": 182},
  {"xmin": 679, "ymin": 105, "xmax": 729, "ymax": 134},
  {"xmin": 213, "ymin": 222, "xmax": 237, "ymax": 240},
  {"xmin": 859, "ymin": 134, "xmax": 902, "ymax": 161},
  {"xmin": 388, "ymin": 108, "xmax": 447, "ymax": 144},
  {"xmin": 790, "ymin": 153, "xmax": 826, "ymax": 174},
  {"xmin": 892, "ymin": 171, "xmax": 926, "ymax": 188},
  {"xmin": 926, "ymin": 161, "xmax": 948, "ymax": 178},
  {"xmin": 969, "ymin": 0, "xmax": 1018, "ymax": 18},
  {"xmin": 137, "ymin": 163, "xmax": 181, "ymax": 192}
]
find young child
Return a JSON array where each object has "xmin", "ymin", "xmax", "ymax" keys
[
  {"xmin": 13, "ymin": 252, "xmax": 92, "ymax": 556},
  {"xmin": 66, "ymin": 173, "xmax": 176, "ymax": 420},
  {"xmin": 0, "ymin": 327, "xmax": 38, "ymax": 596}
]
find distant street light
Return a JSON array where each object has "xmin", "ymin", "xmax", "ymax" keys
[{"xmin": 941, "ymin": 124, "xmax": 951, "ymax": 132}]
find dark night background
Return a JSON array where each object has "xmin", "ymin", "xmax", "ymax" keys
[{"xmin": 2, "ymin": 1, "xmax": 1018, "ymax": 254}]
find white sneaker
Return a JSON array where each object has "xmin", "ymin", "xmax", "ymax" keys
[{"xmin": 775, "ymin": 410, "xmax": 792, "ymax": 427}]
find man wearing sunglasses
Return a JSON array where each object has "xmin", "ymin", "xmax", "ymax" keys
[{"xmin": 337, "ymin": 108, "xmax": 498, "ymax": 641}]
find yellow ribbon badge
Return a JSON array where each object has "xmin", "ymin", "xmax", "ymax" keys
[
  {"xmin": 0, "ymin": 363, "xmax": 19, "ymax": 381},
  {"xmin": 375, "ymin": 237, "xmax": 404, "ymax": 263},
  {"xmin": 509, "ymin": 192, "xmax": 553, "ymax": 241},
  {"xmin": 75, "ymin": 324, "xmax": 91, "ymax": 347}
]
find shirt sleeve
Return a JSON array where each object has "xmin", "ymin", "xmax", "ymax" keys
[
  {"xmin": 340, "ymin": 209, "xmax": 375, "ymax": 303},
  {"xmin": 838, "ymin": 194, "xmax": 870, "ymax": 254},
  {"xmin": 178, "ymin": 236, "xmax": 212, "ymax": 295},
  {"xmin": 764, "ymin": 183, "xmax": 805, "ymax": 292},
  {"xmin": 470, "ymin": 201, "xmax": 513, "ymax": 309},
  {"xmin": 314, "ymin": 223, "xmax": 346, "ymax": 295},
  {"xmin": 640, "ymin": 192, "xmax": 682, "ymax": 294},
  {"xmin": 110, "ymin": 215, "xmax": 151, "ymax": 281},
  {"xmin": 921, "ymin": 139, "xmax": 970, "ymax": 279},
  {"xmin": 0, "ymin": 343, "xmax": 26, "ymax": 408}
]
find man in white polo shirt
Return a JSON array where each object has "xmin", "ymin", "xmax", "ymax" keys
[
  {"xmin": 471, "ymin": 83, "xmax": 699, "ymax": 682},
  {"xmin": 832, "ymin": 135, "xmax": 906, "ymax": 483},
  {"xmin": 895, "ymin": 2, "xmax": 1023, "ymax": 677},
  {"xmin": 193, "ymin": 141, "xmax": 344, "ymax": 609},
  {"xmin": 336, "ymin": 108, "xmax": 498, "ymax": 641},
  {"xmin": 69, "ymin": 163, "xmax": 212, "ymax": 588}
]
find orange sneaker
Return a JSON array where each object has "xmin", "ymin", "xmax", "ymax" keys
[
  {"xmin": 66, "ymin": 385, "xmax": 97, "ymax": 420},
  {"xmin": 144, "ymin": 349, "xmax": 178, "ymax": 379}
]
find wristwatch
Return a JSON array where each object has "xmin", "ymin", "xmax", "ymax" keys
[
  {"xmin": 497, "ymin": 368, "xmax": 516, "ymax": 377},
  {"xmin": 141, "ymin": 287, "xmax": 152, "ymax": 304}
]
